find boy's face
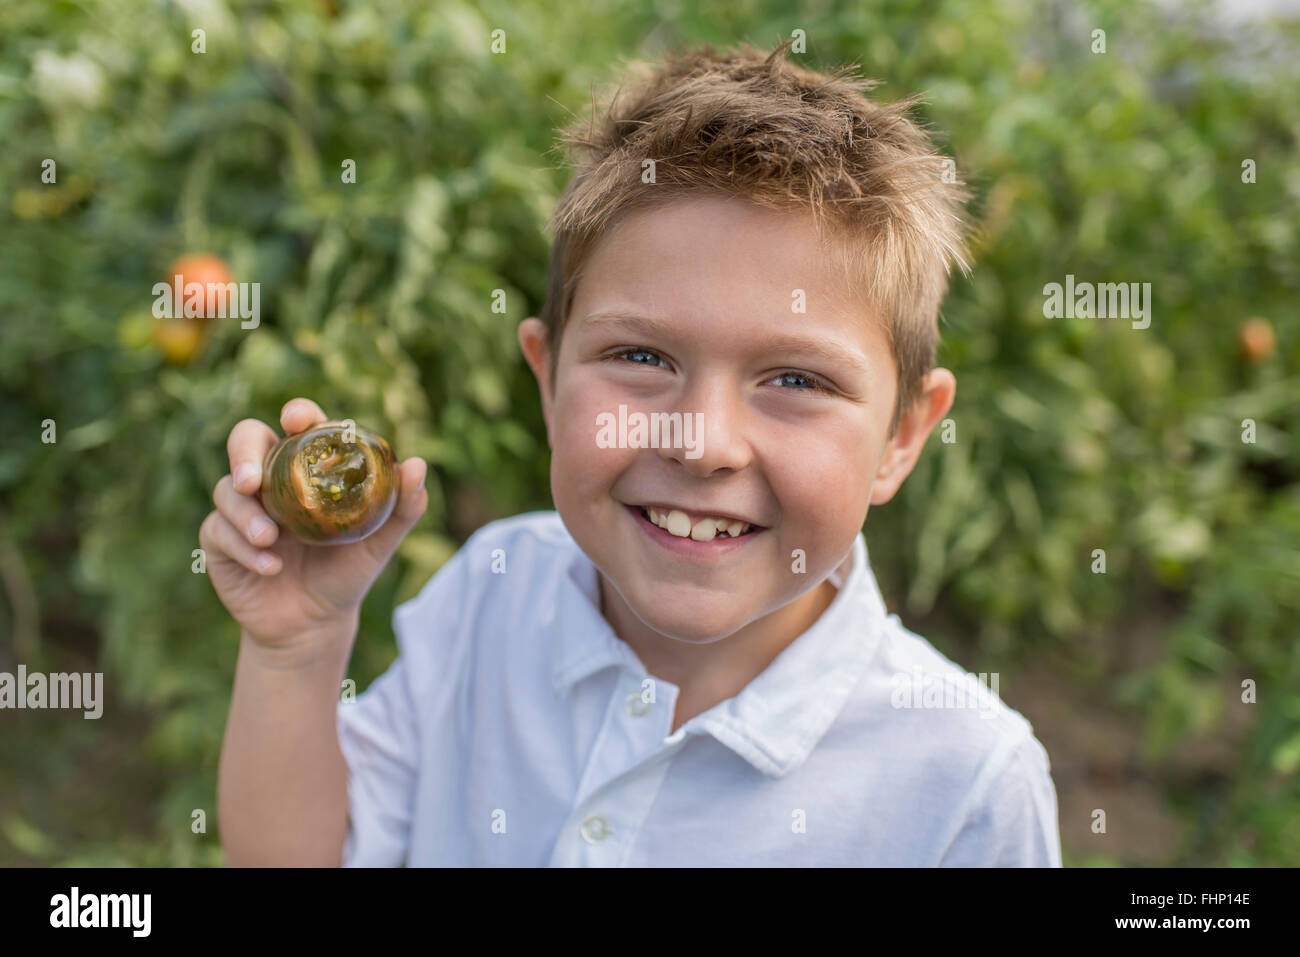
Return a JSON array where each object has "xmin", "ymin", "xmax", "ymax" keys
[{"xmin": 520, "ymin": 193, "xmax": 952, "ymax": 646}]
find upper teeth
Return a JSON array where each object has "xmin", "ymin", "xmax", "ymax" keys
[{"xmin": 644, "ymin": 507, "xmax": 751, "ymax": 541}]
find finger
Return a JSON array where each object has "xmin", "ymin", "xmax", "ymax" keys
[
  {"xmin": 227, "ymin": 419, "xmax": 280, "ymax": 495},
  {"xmin": 361, "ymin": 458, "xmax": 429, "ymax": 564},
  {"xmin": 280, "ymin": 397, "xmax": 329, "ymax": 436},
  {"xmin": 393, "ymin": 457, "xmax": 429, "ymax": 522},
  {"xmin": 213, "ymin": 474, "xmax": 279, "ymax": 548},
  {"xmin": 200, "ymin": 510, "xmax": 282, "ymax": 576}
]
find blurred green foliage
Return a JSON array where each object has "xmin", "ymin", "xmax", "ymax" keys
[{"xmin": 0, "ymin": 0, "xmax": 1296, "ymax": 865}]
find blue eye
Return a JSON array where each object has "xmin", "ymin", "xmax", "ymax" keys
[
  {"xmin": 611, "ymin": 347, "xmax": 668, "ymax": 367},
  {"xmin": 770, "ymin": 370, "xmax": 833, "ymax": 394}
]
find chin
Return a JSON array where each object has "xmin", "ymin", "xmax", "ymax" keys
[{"xmin": 623, "ymin": 594, "xmax": 749, "ymax": 643}]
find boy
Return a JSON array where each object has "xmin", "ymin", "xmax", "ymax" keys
[{"xmin": 206, "ymin": 39, "xmax": 1061, "ymax": 866}]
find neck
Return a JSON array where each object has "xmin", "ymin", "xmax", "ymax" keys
[{"xmin": 600, "ymin": 574, "xmax": 840, "ymax": 697}]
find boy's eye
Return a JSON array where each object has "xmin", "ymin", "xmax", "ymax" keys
[
  {"xmin": 766, "ymin": 370, "xmax": 833, "ymax": 394},
  {"xmin": 612, "ymin": 347, "xmax": 668, "ymax": 367}
]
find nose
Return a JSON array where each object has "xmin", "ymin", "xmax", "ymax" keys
[{"xmin": 655, "ymin": 370, "xmax": 752, "ymax": 476}]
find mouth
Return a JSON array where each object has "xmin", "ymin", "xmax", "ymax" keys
[
  {"xmin": 637, "ymin": 504, "xmax": 761, "ymax": 540},
  {"xmin": 625, "ymin": 503, "xmax": 765, "ymax": 554}
]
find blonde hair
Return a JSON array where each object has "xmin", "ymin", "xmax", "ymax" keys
[{"xmin": 541, "ymin": 38, "xmax": 971, "ymax": 434}]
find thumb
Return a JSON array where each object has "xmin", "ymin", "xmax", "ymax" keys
[{"xmin": 359, "ymin": 457, "xmax": 429, "ymax": 565}]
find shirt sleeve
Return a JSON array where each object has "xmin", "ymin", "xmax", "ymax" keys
[
  {"xmin": 939, "ymin": 732, "xmax": 1063, "ymax": 867},
  {"xmin": 336, "ymin": 543, "xmax": 473, "ymax": 867},
  {"xmin": 337, "ymin": 655, "xmax": 419, "ymax": 867}
]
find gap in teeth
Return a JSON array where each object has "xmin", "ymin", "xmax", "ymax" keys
[{"xmin": 641, "ymin": 507, "xmax": 751, "ymax": 539}]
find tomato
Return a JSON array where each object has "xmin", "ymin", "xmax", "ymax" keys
[
  {"xmin": 165, "ymin": 253, "xmax": 235, "ymax": 320},
  {"xmin": 1238, "ymin": 318, "xmax": 1276, "ymax": 364},
  {"xmin": 151, "ymin": 316, "xmax": 206, "ymax": 366},
  {"xmin": 260, "ymin": 421, "xmax": 399, "ymax": 545}
]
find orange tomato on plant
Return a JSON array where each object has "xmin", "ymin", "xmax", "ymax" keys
[
  {"xmin": 165, "ymin": 253, "xmax": 234, "ymax": 320},
  {"xmin": 1238, "ymin": 317, "xmax": 1276, "ymax": 364}
]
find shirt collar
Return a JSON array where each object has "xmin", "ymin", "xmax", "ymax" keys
[{"xmin": 547, "ymin": 528, "xmax": 889, "ymax": 778}]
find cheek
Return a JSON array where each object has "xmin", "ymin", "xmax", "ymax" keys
[
  {"xmin": 763, "ymin": 413, "xmax": 881, "ymax": 562},
  {"xmin": 774, "ymin": 415, "xmax": 880, "ymax": 502},
  {"xmin": 550, "ymin": 379, "xmax": 628, "ymax": 496}
]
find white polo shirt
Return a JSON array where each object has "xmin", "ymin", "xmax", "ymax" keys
[{"xmin": 337, "ymin": 510, "xmax": 1062, "ymax": 866}]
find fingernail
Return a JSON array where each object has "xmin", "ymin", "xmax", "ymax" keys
[
  {"xmin": 248, "ymin": 517, "xmax": 275, "ymax": 543},
  {"xmin": 234, "ymin": 462, "xmax": 260, "ymax": 490},
  {"xmin": 256, "ymin": 552, "xmax": 277, "ymax": 573}
]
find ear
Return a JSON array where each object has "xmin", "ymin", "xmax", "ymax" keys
[
  {"xmin": 869, "ymin": 368, "xmax": 955, "ymax": 506},
  {"xmin": 517, "ymin": 317, "xmax": 555, "ymax": 448}
]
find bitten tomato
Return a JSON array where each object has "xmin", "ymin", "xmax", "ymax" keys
[
  {"xmin": 260, "ymin": 421, "xmax": 399, "ymax": 545},
  {"xmin": 165, "ymin": 253, "xmax": 234, "ymax": 320}
]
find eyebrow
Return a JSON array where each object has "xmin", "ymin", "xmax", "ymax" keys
[{"xmin": 579, "ymin": 311, "xmax": 873, "ymax": 379}]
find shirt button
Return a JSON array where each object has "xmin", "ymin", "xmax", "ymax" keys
[
  {"xmin": 626, "ymin": 691, "xmax": 652, "ymax": 717},
  {"xmin": 580, "ymin": 815, "xmax": 611, "ymax": 844}
]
